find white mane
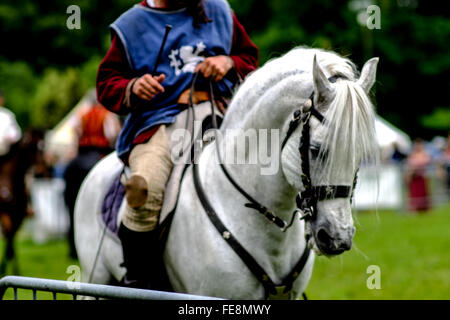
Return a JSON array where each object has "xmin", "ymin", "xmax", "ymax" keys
[
  {"xmin": 315, "ymin": 78, "xmax": 379, "ymax": 182},
  {"xmin": 221, "ymin": 47, "xmax": 358, "ymax": 130}
]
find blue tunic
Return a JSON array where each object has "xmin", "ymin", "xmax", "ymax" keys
[{"xmin": 110, "ymin": 0, "xmax": 233, "ymax": 158}]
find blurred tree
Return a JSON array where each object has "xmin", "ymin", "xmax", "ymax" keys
[
  {"xmin": 371, "ymin": 0, "xmax": 450, "ymax": 139},
  {"xmin": 31, "ymin": 68, "xmax": 86, "ymax": 129},
  {"xmin": 0, "ymin": 0, "xmax": 136, "ymax": 71},
  {"xmin": 421, "ymin": 108, "xmax": 450, "ymax": 131},
  {"xmin": 230, "ymin": 0, "xmax": 449, "ymax": 139},
  {"xmin": 0, "ymin": 59, "xmax": 37, "ymax": 127}
]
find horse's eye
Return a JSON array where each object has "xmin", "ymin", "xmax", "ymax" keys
[
  {"xmin": 310, "ymin": 144, "xmax": 328, "ymax": 161},
  {"xmin": 310, "ymin": 146, "xmax": 320, "ymax": 159}
]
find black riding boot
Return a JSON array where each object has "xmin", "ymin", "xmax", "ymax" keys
[{"xmin": 118, "ymin": 223, "xmax": 159, "ymax": 289}]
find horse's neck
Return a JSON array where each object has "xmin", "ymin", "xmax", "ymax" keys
[
  {"xmin": 218, "ymin": 140, "xmax": 297, "ymax": 218},
  {"xmin": 216, "ymin": 70, "xmax": 312, "ymax": 205},
  {"xmin": 200, "ymin": 129, "xmax": 300, "ymax": 234},
  {"xmin": 221, "ymin": 52, "xmax": 314, "ymax": 132}
]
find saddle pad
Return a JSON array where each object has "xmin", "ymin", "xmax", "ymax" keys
[
  {"xmin": 99, "ymin": 162, "xmax": 189, "ymax": 237},
  {"xmin": 101, "ymin": 171, "xmax": 125, "ymax": 235}
]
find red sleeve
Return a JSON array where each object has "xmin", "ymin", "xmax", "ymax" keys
[
  {"xmin": 229, "ymin": 13, "xmax": 259, "ymax": 79},
  {"xmin": 96, "ymin": 1, "xmax": 148, "ymax": 115},
  {"xmin": 96, "ymin": 35, "xmax": 134, "ymax": 115}
]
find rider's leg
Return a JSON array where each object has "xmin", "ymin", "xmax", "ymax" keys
[
  {"xmin": 119, "ymin": 125, "xmax": 173, "ymax": 288},
  {"xmin": 124, "ymin": 125, "xmax": 173, "ymax": 231}
]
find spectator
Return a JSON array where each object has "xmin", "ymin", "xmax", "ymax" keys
[
  {"xmin": 0, "ymin": 90, "xmax": 22, "ymax": 157},
  {"xmin": 406, "ymin": 138, "xmax": 432, "ymax": 213},
  {"xmin": 63, "ymin": 96, "xmax": 121, "ymax": 259},
  {"xmin": 443, "ymin": 134, "xmax": 450, "ymax": 198}
]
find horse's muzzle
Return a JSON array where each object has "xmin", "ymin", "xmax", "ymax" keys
[{"xmin": 314, "ymin": 225, "xmax": 355, "ymax": 256}]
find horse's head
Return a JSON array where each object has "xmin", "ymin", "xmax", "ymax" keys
[{"xmin": 281, "ymin": 52, "xmax": 379, "ymax": 256}]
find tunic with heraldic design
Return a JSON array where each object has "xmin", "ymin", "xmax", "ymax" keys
[
  {"xmin": 110, "ymin": 0, "xmax": 235, "ymax": 159},
  {"xmin": 97, "ymin": 0, "xmax": 258, "ymax": 160}
]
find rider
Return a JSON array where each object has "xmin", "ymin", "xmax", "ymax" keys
[
  {"xmin": 96, "ymin": 0, "xmax": 258, "ymax": 288},
  {"xmin": 0, "ymin": 90, "xmax": 22, "ymax": 158}
]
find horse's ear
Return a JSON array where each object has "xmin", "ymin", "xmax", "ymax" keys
[
  {"xmin": 357, "ymin": 57, "xmax": 379, "ymax": 93},
  {"xmin": 312, "ymin": 55, "xmax": 333, "ymax": 106}
]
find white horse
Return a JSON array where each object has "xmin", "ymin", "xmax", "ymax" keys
[{"xmin": 75, "ymin": 47, "xmax": 379, "ymax": 299}]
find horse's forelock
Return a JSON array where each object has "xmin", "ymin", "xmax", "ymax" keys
[{"xmin": 313, "ymin": 79, "xmax": 379, "ymax": 182}]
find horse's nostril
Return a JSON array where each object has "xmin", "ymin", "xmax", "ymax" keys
[
  {"xmin": 317, "ymin": 228, "xmax": 333, "ymax": 247},
  {"xmin": 341, "ymin": 240, "xmax": 352, "ymax": 251},
  {"xmin": 316, "ymin": 228, "xmax": 352, "ymax": 255}
]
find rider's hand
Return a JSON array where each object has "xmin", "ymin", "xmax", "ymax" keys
[
  {"xmin": 132, "ymin": 74, "xmax": 165, "ymax": 101},
  {"xmin": 195, "ymin": 55, "xmax": 234, "ymax": 82}
]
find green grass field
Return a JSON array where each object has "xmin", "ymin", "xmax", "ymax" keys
[
  {"xmin": 308, "ymin": 204, "xmax": 450, "ymax": 299},
  {"xmin": 1, "ymin": 204, "xmax": 449, "ymax": 300}
]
